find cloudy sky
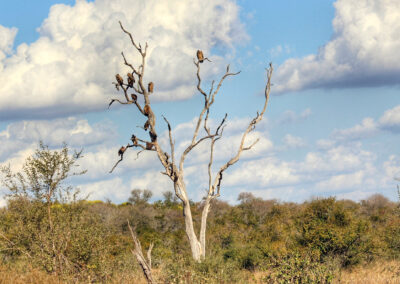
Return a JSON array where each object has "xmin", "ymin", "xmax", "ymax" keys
[{"xmin": 0, "ymin": 0, "xmax": 399, "ymax": 205}]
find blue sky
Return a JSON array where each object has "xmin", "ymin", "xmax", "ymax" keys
[{"xmin": 0, "ymin": 0, "xmax": 399, "ymax": 205}]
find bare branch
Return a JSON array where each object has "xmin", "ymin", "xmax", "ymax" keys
[
  {"xmin": 147, "ymin": 242, "xmax": 154, "ymax": 269},
  {"xmin": 121, "ymin": 52, "xmax": 139, "ymax": 75},
  {"xmin": 180, "ymin": 61, "xmax": 239, "ymax": 173},
  {"xmin": 108, "ymin": 98, "xmax": 134, "ymax": 109},
  {"xmin": 162, "ymin": 115, "xmax": 176, "ymax": 167},
  {"xmin": 243, "ymin": 138, "xmax": 260, "ymax": 151},
  {"xmin": 211, "ymin": 64, "xmax": 273, "ymax": 194},
  {"xmin": 119, "ymin": 22, "xmax": 142, "ymax": 54},
  {"xmin": 127, "ymin": 221, "xmax": 156, "ymax": 284}
]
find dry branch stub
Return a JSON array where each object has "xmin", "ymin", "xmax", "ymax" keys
[{"xmin": 131, "ymin": 94, "xmax": 137, "ymax": 101}]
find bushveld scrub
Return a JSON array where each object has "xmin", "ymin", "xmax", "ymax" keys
[
  {"xmin": 1, "ymin": 144, "xmax": 400, "ymax": 282},
  {"xmin": 1, "ymin": 192, "xmax": 400, "ymax": 282}
]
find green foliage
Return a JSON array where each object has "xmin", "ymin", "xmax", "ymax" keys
[
  {"xmin": 295, "ymin": 198, "xmax": 375, "ymax": 267},
  {"xmin": 128, "ymin": 189, "xmax": 153, "ymax": 205},
  {"xmin": 264, "ymin": 252, "xmax": 338, "ymax": 284}
]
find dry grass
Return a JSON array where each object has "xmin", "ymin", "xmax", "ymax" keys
[
  {"xmin": 0, "ymin": 265, "xmax": 62, "ymax": 284},
  {"xmin": 335, "ymin": 260, "xmax": 400, "ymax": 284},
  {"xmin": 1, "ymin": 260, "xmax": 400, "ymax": 283}
]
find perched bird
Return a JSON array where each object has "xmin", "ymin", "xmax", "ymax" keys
[
  {"xmin": 197, "ymin": 50, "xmax": 204, "ymax": 63},
  {"xmin": 127, "ymin": 73, "xmax": 135, "ymax": 87},
  {"xmin": 146, "ymin": 142, "xmax": 154, "ymax": 150},
  {"xmin": 118, "ymin": 146, "xmax": 126, "ymax": 156},
  {"xmin": 116, "ymin": 74, "xmax": 124, "ymax": 86},
  {"xmin": 150, "ymin": 131, "xmax": 157, "ymax": 142},
  {"xmin": 144, "ymin": 104, "xmax": 151, "ymax": 116},
  {"xmin": 148, "ymin": 82, "xmax": 154, "ymax": 93},
  {"xmin": 144, "ymin": 120, "xmax": 150, "ymax": 131},
  {"xmin": 131, "ymin": 94, "xmax": 137, "ymax": 101},
  {"xmin": 131, "ymin": 135, "xmax": 138, "ymax": 145}
]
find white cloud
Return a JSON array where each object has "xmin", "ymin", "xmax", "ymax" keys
[
  {"xmin": 0, "ymin": 0, "xmax": 247, "ymax": 120},
  {"xmin": 274, "ymin": 0, "xmax": 400, "ymax": 93},
  {"xmin": 282, "ymin": 134, "xmax": 306, "ymax": 149},
  {"xmin": 224, "ymin": 157, "xmax": 300, "ymax": 188},
  {"xmin": 269, "ymin": 44, "xmax": 291, "ymax": 58},
  {"xmin": 278, "ymin": 108, "xmax": 311, "ymax": 124},
  {"xmin": 129, "ymin": 171, "xmax": 174, "ymax": 198},
  {"xmin": 318, "ymin": 105, "xmax": 400, "ymax": 147},
  {"xmin": 0, "ymin": 25, "xmax": 17, "ymax": 60},
  {"xmin": 332, "ymin": 117, "xmax": 378, "ymax": 141},
  {"xmin": 379, "ymin": 105, "xmax": 400, "ymax": 132},
  {"xmin": 0, "ymin": 117, "xmax": 115, "ymax": 161},
  {"xmin": 79, "ymin": 177, "xmax": 130, "ymax": 202}
]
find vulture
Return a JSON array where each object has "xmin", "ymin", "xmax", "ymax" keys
[
  {"xmin": 131, "ymin": 135, "xmax": 138, "ymax": 145},
  {"xmin": 197, "ymin": 50, "xmax": 204, "ymax": 63},
  {"xmin": 144, "ymin": 105, "xmax": 151, "ymax": 116},
  {"xmin": 150, "ymin": 131, "xmax": 157, "ymax": 142},
  {"xmin": 144, "ymin": 120, "xmax": 150, "ymax": 131},
  {"xmin": 148, "ymin": 82, "xmax": 154, "ymax": 93},
  {"xmin": 127, "ymin": 73, "xmax": 135, "ymax": 87},
  {"xmin": 118, "ymin": 146, "xmax": 126, "ymax": 157},
  {"xmin": 116, "ymin": 74, "xmax": 124, "ymax": 86},
  {"xmin": 146, "ymin": 142, "xmax": 154, "ymax": 150}
]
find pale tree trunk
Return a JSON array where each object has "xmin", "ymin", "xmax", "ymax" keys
[
  {"xmin": 199, "ymin": 197, "xmax": 212, "ymax": 259},
  {"xmin": 182, "ymin": 198, "xmax": 202, "ymax": 261}
]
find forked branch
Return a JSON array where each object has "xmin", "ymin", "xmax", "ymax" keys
[{"xmin": 127, "ymin": 221, "xmax": 156, "ymax": 284}]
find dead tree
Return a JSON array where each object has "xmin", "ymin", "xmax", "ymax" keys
[
  {"xmin": 108, "ymin": 22, "xmax": 273, "ymax": 262},
  {"xmin": 127, "ymin": 221, "xmax": 155, "ymax": 284}
]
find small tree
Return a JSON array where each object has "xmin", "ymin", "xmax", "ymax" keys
[
  {"xmin": 0, "ymin": 142, "xmax": 87, "ymax": 274},
  {"xmin": 108, "ymin": 22, "xmax": 273, "ymax": 262},
  {"xmin": 129, "ymin": 189, "xmax": 153, "ymax": 205}
]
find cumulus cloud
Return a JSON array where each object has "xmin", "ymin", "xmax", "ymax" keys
[
  {"xmin": 223, "ymin": 141, "xmax": 398, "ymax": 202},
  {"xmin": 318, "ymin": 104, "xmax": 400, "ymax": 147},
  {"xmin": 79, "ymin": 177, "xmax": 130, "ymax": 202},
  {"xmin": 0, "ymin": 0, "xmax": 247, "ymax": 120},
  {"xmin": 0, "ymin": 117, "xmax": 116, "ymax": 162},
  {"xmin": 331, "ymin": 117, "xmax": 379, "ymax": 142},
  {"xmin": 0, "ymin": 25, "xmax": 17, "ymax": 59},
  {"xmin": 379, "ymin": 105, "xmax": 400, "ymax": 132},
  {"xmin": 274, "ymin": 0, "xmax": 400, "ymax": 93},
  {"xmin": 282, "ymin": 134, "xmax": 306, "ymax": 149},
  {"xmin": 278, "ymin": 108, "xmax": 311, "ymax": 124}
]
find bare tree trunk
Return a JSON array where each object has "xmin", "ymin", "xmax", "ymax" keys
[
  {"xmin": 182, "ymin": 198, "xmax": 202, "ymax": 261},
  {"xmin": 199, "ymin": 197, "xmax": 212, "ymax": 259}
]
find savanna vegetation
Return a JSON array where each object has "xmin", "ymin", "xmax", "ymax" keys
[{"xmin": 1, "ymin": 144, "xmax": 400, "ymax": 283}]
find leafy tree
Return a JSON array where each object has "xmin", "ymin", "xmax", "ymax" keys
[
  {"xmin": 0, "ymin": 142, "xmax": 100, "ymax": 276},
  {"xmin": 129, "ymin": 189, "xmax": 153, "ymax": 205}
]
